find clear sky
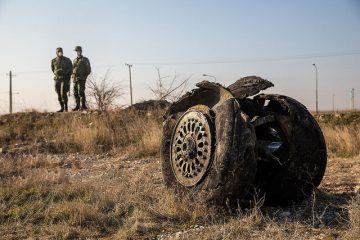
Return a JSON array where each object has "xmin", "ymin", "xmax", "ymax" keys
[{"xmin": 0, "ymin": 0, "xmax": 359, "ymax": 113}]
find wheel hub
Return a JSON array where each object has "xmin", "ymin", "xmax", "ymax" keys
[
  {"xmin": 171, "ymin": 109, "xmax": 214, "ymax": 187},
  {"xmin": 183, "ymin": 136, "xmax": 197, "ymax": 159}
]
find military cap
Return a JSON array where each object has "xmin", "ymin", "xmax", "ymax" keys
[
  {"xmin": 56, "ymin": 47, "xmax": 63, "ymax": 52},
  {"xmin": 74, "ymin": 46, "xmax": 82, "ymax": 51}
]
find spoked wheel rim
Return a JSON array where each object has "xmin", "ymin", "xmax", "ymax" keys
[{"xmin": 170, "ymin": 109, "xmax": 214, "ymax": 187}]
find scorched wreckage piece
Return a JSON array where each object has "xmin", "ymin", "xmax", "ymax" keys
[{"xmin": 160, "ymin": 76, "xmax": 327, "ymax": 206}]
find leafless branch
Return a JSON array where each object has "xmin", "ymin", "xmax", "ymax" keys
[
  {"xmin": 86, "ymin": 69, "xmax": 123, "ymax": 111},
  {"xmin": 149, "ymin": 66, "xmax": 190, "ymax": 102}
]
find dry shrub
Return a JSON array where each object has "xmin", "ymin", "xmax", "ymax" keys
[
  {"xmin": 72, "ymin": 120, "xmax": 114, "ymax": 153},
  {"xmin": 321, "ymin": 124, "xmax": 360, "ymax": 157},
  {"xmin": 138, "ymin": 117, "xmax": 162, "ymax": 156},
  {"xmin": 345, "ymin": 194, "xmax": 360, "ymax": 239},
  {"xmin": 67, "ymin": 110, "xmax": 162, "ymax": 155}
]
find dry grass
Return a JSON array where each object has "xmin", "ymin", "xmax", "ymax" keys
[
  {"xmin": 1, "ymin": 152, "xmax": 359, "ymax": 239},
  {"xmin": 321, "ymin": 124, "xmax": 360, "ymax": 157},
  {"xmin": 0, "ymin": 182, "xmax": 129, "ymax": 238},
  {"xmin": 1, "ymin": 111, "xmax": 360, "ymax": 158},
  {"xmin": 0, "ymin": 109, "xmax": 164, "ymax": 156},
  {"xmin": 0, "ymin": 111, "xmax": 360, "ymax": 239},
  {"xmin": 345, "ymin": 194, "xmax": 360, "ymax": 240},
  {"xmin": 0, "ymin": 155, "xmax": 217, "ymax": 239},
  {"xmin": 316, "ymin": 112, "xmax": 360, "ymax": 157}
]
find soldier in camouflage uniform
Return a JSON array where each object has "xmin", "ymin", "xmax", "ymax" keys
[
  {"xmin": 51, "ymin": 47, "xmax": 73, "ymax": 112},
  {"xmin": 72, "ymin": 46, "xmax": 91, "ymax": 110}
]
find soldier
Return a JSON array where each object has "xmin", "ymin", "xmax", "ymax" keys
[
  {"xmin": 51, "ymin": 47, "xmax": 73, "ymax": 112},
  {"xmin": 72, "ymin": 46, "xmax": 91, "ymax": 110}
]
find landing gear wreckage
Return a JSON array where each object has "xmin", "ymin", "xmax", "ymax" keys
[{"xmin": 160, "ymin": 76, "xmax": 327, "ymax": 206}]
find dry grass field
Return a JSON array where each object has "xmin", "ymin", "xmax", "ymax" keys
[{"xmin": 0, "ymin": 110, "xmax": 359, "ymax": 239}]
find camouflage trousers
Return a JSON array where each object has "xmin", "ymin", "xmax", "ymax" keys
[
  {"xmin": 55, "ymin": 79, "xmax": 70, "ymax": 106},
  {"xmin": 73, "ymin": 79, "xmax": 86, "ymax": 108}
]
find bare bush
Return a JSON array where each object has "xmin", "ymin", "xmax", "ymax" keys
[
  {"xmin": 149, "ymin": 66, "xmax": 190, "ymax": 101},
  {"xmin": 87, "ymin": 70, "xmax": 123, "ymax": 111}
]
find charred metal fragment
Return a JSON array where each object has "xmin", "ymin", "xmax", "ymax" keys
[
  {"xmin": 251, "ymin": 93, "xmax": 327, "ymax": 205},
  {"xmin": 251, "ymin": 115, "xmax": 275, "ymax": 127},
  {"xmin": 161, "ymin": 76, "xmax": 327, "ymax": 207},
  {"xmin": 227, "ymin": 76, "xmax": 274, "ymax": 99},
  {"xmin": 165, "ymin": 81, "xmax": 234, "ymax": 117}
]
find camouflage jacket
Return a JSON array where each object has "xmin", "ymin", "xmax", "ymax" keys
[
  {"xmin": 51, "ymin": 56, "xmax": 73, "ymax": 81},
  {"xmin": 72, "ymin": 56, "xmax": 91, "ymax": 82}
]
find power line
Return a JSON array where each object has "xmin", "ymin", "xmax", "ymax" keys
[
  {"xmin": 130, "ymin": 50, "xmax": 360, "ymax": 66},
  {"xmin": 8, "ymin": 49, "xmax": 360, "ymax": 75}
]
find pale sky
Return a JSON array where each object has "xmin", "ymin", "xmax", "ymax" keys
[{"xmin": 0, "ymin": 0, "xmax": 359, "ymax": 113}]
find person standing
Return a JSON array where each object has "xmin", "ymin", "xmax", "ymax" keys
[
  {"xmin": 72, "ymin": 46, "xmax": 91, "ymax": 110},
  {"xmin": 51, "ymin": 47, "xmax": 73, "ymax": 112}
]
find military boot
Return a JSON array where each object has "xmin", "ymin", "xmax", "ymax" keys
[
  {"xmin": 72, "ymin": 106, "xmax": 80, "ymax": 111},
  {"xmin": 81, "ymin": 98, "xmax": 88, "ymax": 110},
  {"xmin": 57, "ymin": 103, "xmax": 64, "ymax": 112},
  {"xmin": 72, "ymin": 100, "xmax": 80, "ymax": 111},
  {"xmin": 81, "ymin": 104, "xmax": 88, "ymax": 110}
]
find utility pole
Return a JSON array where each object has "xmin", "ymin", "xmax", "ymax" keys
[
  {"xmin": 312, "ymin": 64, "xmax": 318, "ymax": 114},
  {"xmin": 6, "ymin": 70, "xmax": 15, "ymax": 114},
  {"xmin": 351, "ymin": 88, "xmax": 355, "ymax": 111},
  {"xmin": 125, "ymin": 63, "xmax": 133, "ymax": 106},
  {"xmin": 332, "ymin": 94, "xmax": 335, "ymax": 113}
]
